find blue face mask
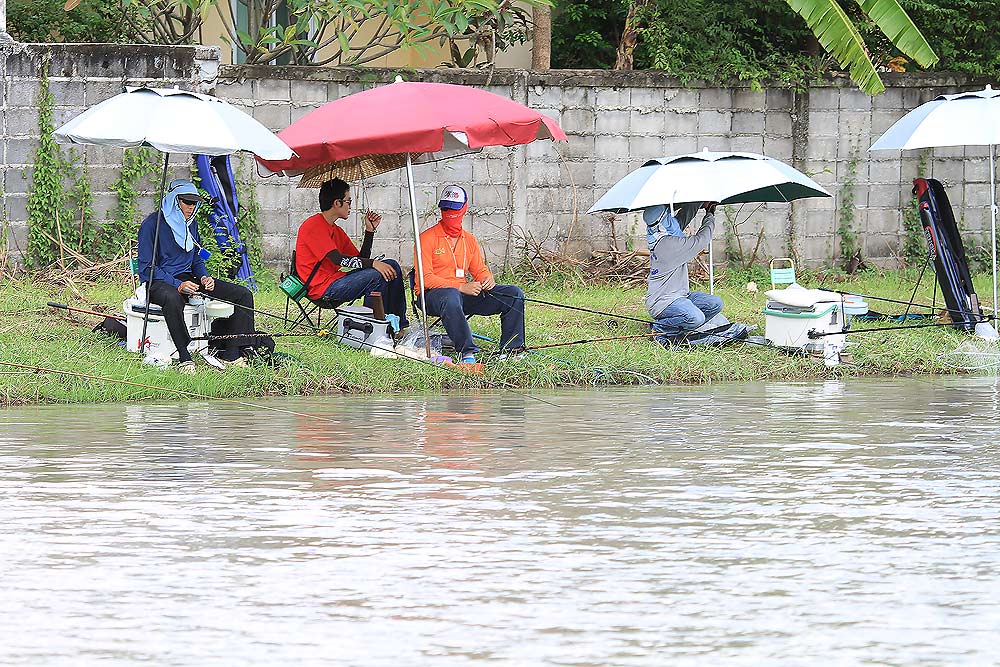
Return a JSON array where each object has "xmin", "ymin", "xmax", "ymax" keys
[
  {"xmin": 161, "ymin": 179, "xmax": 202, "ymax": 252},
  {"xmin": 644, "ymin": 205, "xmax": 683, "ymax": 249}
]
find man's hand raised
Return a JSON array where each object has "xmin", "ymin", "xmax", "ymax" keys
[{"xmin": 363, "ymin": 210, "xmax": 382, "ymax": 233}]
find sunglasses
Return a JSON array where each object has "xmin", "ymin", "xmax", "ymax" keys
[{"xmin": 177, "ymin": 196, "xmax": 201, "ymax": 205}]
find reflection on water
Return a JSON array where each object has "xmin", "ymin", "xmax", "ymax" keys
[{"xmin": 2, "ymin": 377, "xmax": 999, "ymax": 665}]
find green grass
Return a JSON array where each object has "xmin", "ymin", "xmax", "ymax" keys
[{"xmin": 0, "ymin": 267, "xmax": 987, "ymax": 406}]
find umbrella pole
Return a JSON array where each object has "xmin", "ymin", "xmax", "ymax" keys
[
  {"xmin": 405, "ymin": 153, "xmax": 432, "ymax": 359},
  {"xmin": 140, "ymin": 152, "xmax": 171, "ymax": 357},
  {"xmin": 991, "ymin": 145, "xmax": 998, "ymax": 319},
  {"xmin": 708, "ymin": 241, "xmax": 715, "ymax": 295}
]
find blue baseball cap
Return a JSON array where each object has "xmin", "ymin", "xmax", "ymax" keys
[{"xmin": 438, "ymin": 184, "xmax": 468, "ymax": 210}]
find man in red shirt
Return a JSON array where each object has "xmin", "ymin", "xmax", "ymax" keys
[{"xmin": 295, "ymin": 178, "xmax": 408, "ymax": 330}]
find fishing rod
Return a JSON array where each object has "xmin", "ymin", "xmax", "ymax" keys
[
  {"xmin": 822, "ymin": 290, "xmax": 996, "ymax": 320},
  {"xmin": 503, "ymin": 293, "xmax": 652, "ymax": 324},
  {"xmin": 479, "ymin": 290, "xmax": 660, "ymax": 382},
  {"xmin": 46, "ymin": 295, "xmax": 562, "ymax": 407},
  {"xmin": 48, "ymin": 302, "xmax": 125, "ymax": 322},
  {"xmin": 0, "ymin": 359, "xmax": 340, "ymax": 422},
  {"xmin": 807, "ymin": 319, "xmax": 990, "ymax": 338},
  {"xmin": 194, "ymin": 293, "xmax": 562, "ymax": 407}
]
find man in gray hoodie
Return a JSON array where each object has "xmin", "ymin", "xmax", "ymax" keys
[{"xmin": 645, "ymin": 201, "xmax": 723, "ymax": 344}]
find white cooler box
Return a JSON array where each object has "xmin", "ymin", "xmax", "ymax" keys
[
  {"xmin": 763, "ymin": 301, "xmax": 846, "ymax": 351},
  {"xmin": 124, "ymin": 296, "xmax": 234, "ymax": 359},
  {"xmin": 336, "ymin": 305, "xmax": 392, "ymax": 351}
]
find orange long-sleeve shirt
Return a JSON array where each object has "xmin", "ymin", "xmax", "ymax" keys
[{"xmin": 413, "ymin": 223, "xmax": 493, "ymax": 295}]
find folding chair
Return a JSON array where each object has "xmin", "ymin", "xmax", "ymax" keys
[
  {"xmin": 769, "ymin": 258, "xmax": 797, "ymax": 290},
  {"xmin": 279, "ymin": 250, "xmax": 339, "ymax": 329}
]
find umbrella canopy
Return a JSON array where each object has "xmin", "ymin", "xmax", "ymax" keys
[
  {"xmin": 54, "ymin": 87, "xmax": 293, "ymax": 161},
  {"xmin": 257, "ymin": 79, "xmax": 565, "ymax": 183},
  {"xmin": 258, "ymin": 78, "xmax": 566, "ymax": 357},
  {"xmin": 589, "ymin": 150, "xmax": 831, "ymax": 214},
  {"xmin": 870, "ymin": 85, "xmax": 1000, "ymax": 151}
]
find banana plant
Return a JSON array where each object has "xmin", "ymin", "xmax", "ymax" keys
[{"xmin": 786, "ymin": 0, "xmax": 938, "ymax": 95}]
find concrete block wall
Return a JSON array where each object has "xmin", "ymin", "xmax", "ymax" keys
[
  {"xmin": 218, "ymin": 66, "xmax": 1000, "ymax": 273},
  {"xmin": 2, "ymin": 42, "xmax": 997, "ymax": 275},
  {"xmin": 0, "ymin": 42, "xmax": 220, "ymax": 263}
]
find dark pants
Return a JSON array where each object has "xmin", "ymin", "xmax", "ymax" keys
[
  {"xmin": 421, "ymin": 284, "xmax": 525, "ymax": 355},
  {"xmin": 321, "ymin": 259, "xmax": 409, "ymax": 329},
  {"xmin": 148, "ymin": 274, "xmax": 254, "ymax": 362}
]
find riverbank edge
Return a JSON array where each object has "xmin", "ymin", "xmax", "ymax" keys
[{"xmin": 0, "ymin": 271, "xmax": 976, "ymax": 407}]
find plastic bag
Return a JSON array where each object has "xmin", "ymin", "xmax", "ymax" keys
[{"xmin": 395, "ymin": 323, "xmax": 443, "ymax": 360}]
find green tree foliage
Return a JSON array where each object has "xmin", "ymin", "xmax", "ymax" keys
[
  {"xmin": 553, "ymin": 0, "xmax": 825, "ymax": 84},
  {"xmin": 639, "ymin": 1, "xmax": 824, "ymax": 87},
  {"xmin": 551, "ymin": 0, "xmax": 628, "ymax": 69},
  {"xmin": 112, "ymin": 0, "xmax": 545, "ymax": 67},
  {"xmin": 901, "ymin": 0, "xmax": 1000, "ymax": 74},
  {"xmin": 7, "ymin": 0, "xmax": 125, "ymax": 43},
  {"xmin": 553, "ymin": 0, "xmax": 965, "ymax": 92},
  {"xmin": 787, "ymin": 0, "xmax": 937, "ymax": 94}
]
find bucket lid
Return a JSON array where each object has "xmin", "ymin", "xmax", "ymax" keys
[
  {"xmin": 338, "ymin": 305, "xmax": 374, "ymax": 317},
  {"xmin": 205, "ymin": 301, "xmax": 235, "ymax": 317}
]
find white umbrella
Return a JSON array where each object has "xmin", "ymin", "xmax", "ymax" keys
[
  {"xmin": 55, "ymin": 86, "xmax": 293, "ymax": 160},
  {"xmin": 588, "ymin": 150, "xmax": 830, "ymax": 214},
  {"xmin": 590, "ymin": 149, "xmax": 831, "ymax": 292},
  {"xmin": 54, "ymin": 86, "xmax": 294, "ymax": 354},
  {"xmin": 870, "ymin": 85, "xmax": 1000, "ymax": 319}
]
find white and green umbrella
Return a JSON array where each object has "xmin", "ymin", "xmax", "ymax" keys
[{"xmin": 589, "ymin": 149, "xmax": 830, "ymax": 214}]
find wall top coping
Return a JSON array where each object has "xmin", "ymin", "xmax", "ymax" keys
[
  {"xmin": 2, "ymin": 42, "xmax": 218, "ymax": 61},
  {"xmin": 220, "ymin": 64, "xmax": 995, "ymax": 92}
]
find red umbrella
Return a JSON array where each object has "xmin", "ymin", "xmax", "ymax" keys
[
  {"xmin": 258, "ymin": 79, "xmax": 566, "ymax": 353},
  {"xmin": 257, "ymin": 80, "xmax": 566, "ymax": 180}
]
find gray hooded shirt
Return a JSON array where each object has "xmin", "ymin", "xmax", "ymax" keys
[{"xmin": 645, "ymin": 210, "xmax": 715, "ymax": 318}]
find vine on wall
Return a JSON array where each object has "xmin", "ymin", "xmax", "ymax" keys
[
  {"xmin": 25, "ymin": 55, "xmax": 100, "ymax": 269},
  {"xmin": 100, "ymin": 147, "xmax": 160, "ymax": 261},
  {"xmin": 837, "ymin": 145, "xmax": 861, "ymax": 268},
  {"xmin": 25, "ymin": 57, "xmax": 65, "ymax": 268}
]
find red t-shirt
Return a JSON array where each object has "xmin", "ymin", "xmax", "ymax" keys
[{"xmin": 295, "ymin": 213, "xmax": 360, "ymax": 300}]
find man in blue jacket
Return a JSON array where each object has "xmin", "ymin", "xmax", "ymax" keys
[{"xmin": 137, "ymin": 179, "xmax": 255, "ymax": 372}]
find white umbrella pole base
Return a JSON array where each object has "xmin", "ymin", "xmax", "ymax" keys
[{"xmin": 975, "ymin": 321, "xmax": 999, "ymax": 340}]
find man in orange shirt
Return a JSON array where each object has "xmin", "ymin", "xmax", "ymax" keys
[
  {"xmin": 295, "ymin": 178, "xmax": 408, "ymax": 330},
  {"xmin": 414, "ymin": 185, "xmax": 525, "ymax": 363}
]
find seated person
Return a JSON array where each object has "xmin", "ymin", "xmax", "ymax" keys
[
  {"xmin": 645, "ymin": 201, "xmax": 723, "ymax": 344},
  {"xmin": 137, "ymin": 179, "xmax": 255, "ymax": 373},
  {"xmin": 414, "ymin": 184, "xmax": 525, "ymax": 363},
  {"xmin": 295, "ymin": 178, "xmax": 409, "ymax": 331}
]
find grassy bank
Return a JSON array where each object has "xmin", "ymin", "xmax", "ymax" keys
[{"xmin": 0, "ymin": 268, "xmax": 984, "ymax": 406}]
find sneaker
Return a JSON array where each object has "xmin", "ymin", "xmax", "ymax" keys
[
  {"xmin": 460, "ymin": 353, "xmax": 476, "ymax": 364},
  {"xmin": 177, "ymin": 360, "xmax": 196, "ymax": 375},
  {"xmin": 501, "ymin": 350, "xmax": 527, "ymax": 361},
  {"xmin": 221, "ymin": 356, "xmax": 247, "ymax": 368}
]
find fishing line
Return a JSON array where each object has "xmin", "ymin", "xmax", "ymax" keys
[
  {"xmin": 0, "ymin": 360, "xmax": 341, "ymax": 422},
  {"xmin": 179, "ymin": 294, "xmax": 563, "ymax": 407},
  {"xmin": 504, "ymin": 293, "xmax": 652, "ymax": 324},
  {"xmin": 817, "ymin": 288, "xmax": 995, "ymax": 320},
  {"xmin": 480, "ymin": 289, "xmax": 657, "ymax": 382},
  {"xmin": 808, "ymin": 319, "xmax": 983, "ymax": 337}
]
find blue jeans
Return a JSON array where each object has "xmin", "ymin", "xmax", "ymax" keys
[
  {"xmin": 420, "ymin": 284, "xmax": 525, "ymax": 354},
  {"xmin": 651, "ymin": 291, "xmax": 723, "ymax": 342},
  {"xmin": 321, "ymin": 259, "xmax": 409, "ymax": 329}
]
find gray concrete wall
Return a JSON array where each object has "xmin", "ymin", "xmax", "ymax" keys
[
  {"xmin": 0, "ymin": 42, "xmax": 219, "ymax": 262},
  {"xmin": 217, "ymin": 66, "xmax": 999, "ymax": 272},
  {"xmin": 2, "ymin": 41, "xmax": 997, "ymax": 275}
]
